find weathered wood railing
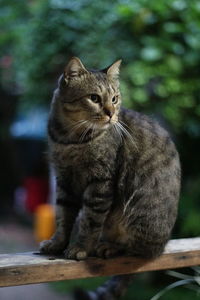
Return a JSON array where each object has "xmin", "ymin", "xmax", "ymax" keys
[{"xmin": 0, "ymin": 237, "xmax": 200, "ymax": 287}]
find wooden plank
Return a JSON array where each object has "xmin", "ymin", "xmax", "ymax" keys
[{"xmin": 0, "ymin": 237, "xmax": 200, "ymax": 287}]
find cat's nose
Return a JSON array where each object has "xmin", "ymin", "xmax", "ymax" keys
[{"xmin": 104, "ymin": 107, "xmax": 114, "ymax": 118}]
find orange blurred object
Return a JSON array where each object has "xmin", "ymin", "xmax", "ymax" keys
[{"xmin": 34, "ymin": 204, "xmax": 55, "ymax": 242}]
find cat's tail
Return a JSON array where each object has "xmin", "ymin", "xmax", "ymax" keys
[{"xmin": 73, "ymin": 274, "xmax": 133, "ymax": 300}]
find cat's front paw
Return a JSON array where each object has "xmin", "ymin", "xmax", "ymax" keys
[
  {"xmin": 40, "ymin": 239, "xmax": 66, "ymax": 255},
  {"xmin": 64, "ymin": 243, "xmax": 88, "ymax": 260}
]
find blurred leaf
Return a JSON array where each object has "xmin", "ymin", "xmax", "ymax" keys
[
  {"xmin": 150, "ymin": 279, "xmax": 196, "ymax": 300},
  {"xmin": 1, "ymin": 0, "xmax": 200, "ymax": 240},
  {"xmin": 141, "ymin": 47, "xmax": 163, "ymax": 61},
  {"xmin": 132, "ymin": 87, "xmax": 148, "ymax": 103},
  {"xmin": 181, "ymin": 211, "xmax": 200, "ymax": 236}
]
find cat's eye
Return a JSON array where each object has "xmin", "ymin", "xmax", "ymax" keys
[
  {"xmin": 90, "ymin": 94, "xmax": 101, "ymax": 103},
  {"xmin": 112, "ymin": 95, "xmax": 118, "ymax": 104}
]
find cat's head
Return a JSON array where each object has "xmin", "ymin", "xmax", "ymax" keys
[{"xmin": 57, "ymin": 57, "xmax": 122, "ymax": 132}]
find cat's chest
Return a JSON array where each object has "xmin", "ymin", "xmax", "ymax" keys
[{"xmin": 50, "ymin": 141, "xmax": 116, "ymax": 188}]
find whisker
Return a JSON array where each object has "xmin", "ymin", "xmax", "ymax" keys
[
  {"xmin": 92, "ymin": 117, "xmax": 102, "ymax": 120},
  {"xmin": 79, "ymin": 121, "xmax": 93, "ymax": 143},
  {"xmin": 116, "ymin": 122, "xmax": 138, "ymax": 150},
  {"xmin": 112, "ymin": 123, "xmax": 123, "ymax": 145},
  {"xmin": 79, "ymin": 125, "xmax": 89, "ymax": 143},
  {"xmin": 91, "ymin": 122, "xmax": 97, "ymax": 139},
  {"xmin": 119, "ymin": 120, "xmax": 134, "ymax": 134},
  {"xmin": 123, "ymin": 190, "xmax": 136, "ymax": 216},
  {"xmin": 64, "ymin": 120, "xmax": 86, "ymax": 133},
  {"xmin": 68, "ymin": 120, "xmax": 88, "ymax": 138}
]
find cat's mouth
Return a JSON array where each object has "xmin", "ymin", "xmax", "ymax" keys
[
  {"xmin": 93, "ymin": 117, "xmax": 113, "ymax": 129},
  {"xmin": 93, "ymin": 115, "xmax": 117, "ymax": 125}
]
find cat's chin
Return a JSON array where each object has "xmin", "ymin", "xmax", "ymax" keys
[
  {"xmin": 102, "ymin": 123, "xmax": 110, "ymax": 129},
  {"xmin": 97, "ymin": 122, "xmax": 111, "ymax": 130}
]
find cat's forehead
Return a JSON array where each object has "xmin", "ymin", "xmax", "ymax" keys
[
  {"xmin": 88, "ymin": 72, "xmax": 119, "ymax": 94},
  {"xmin": 96, "ymin": 81, "xmax": 116, "ymax": 95}
]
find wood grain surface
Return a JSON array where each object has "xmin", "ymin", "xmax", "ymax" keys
[{"xmin": 0, "ymin": 237, "xmax": 200, "ymax": 287}]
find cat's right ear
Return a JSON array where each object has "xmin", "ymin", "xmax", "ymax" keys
[
  {"xmin": 102, "ymin": 59, "xmax": 122, "ymax": 79},
  {"xmin": 64, "ymin": 57, "xmax": 88, "ymax": 83}
]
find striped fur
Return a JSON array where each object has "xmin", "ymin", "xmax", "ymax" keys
[{"xmin": 40, "ymin": 57, "xmax": 181, "ymax": 298}]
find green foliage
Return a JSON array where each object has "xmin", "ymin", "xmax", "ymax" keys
[
  {"xmin": 1, "ymin": 0, "xmax": 200, "ymax": 136},
  {"xmin": 0, "ymin": 0, "xmax": 30, "ymax": 89},
  {"xmin": 1, "ymin": 2, "xmax": 200, "ymax": 298},
  {"xmin": 50, "ymin": 271, "xmax": 200, "ymax": 300},
  {"xmin": 179, "ymin": 177, "xmax": 200, "ymax": 236},
  {"xmin": 150, "ymin": 268, "xmax": 200, "ymax": 300},
  {"xmin": 1, "ymin": 0, "xmax": 200, "ymax": 250},
  {"xmin": 51, "ymin": 276, "xmax": 108, "ymax": 293}
]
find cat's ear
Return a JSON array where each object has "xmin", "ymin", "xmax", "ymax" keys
[
  {"xmin": 64, "ymin": 57, "xmax": 88, "ymax": 82},
  {"xmin": 102, "ymin": 59, "xmax": 122, "ymax": 78}
]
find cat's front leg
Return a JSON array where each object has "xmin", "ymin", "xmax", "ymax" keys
[
  {"xmin": 40, "ymin": 178, "xmax": 80, "ymax": 255},
  {"xmin": 65, "ymin": 179, "xmax": 113, "ymax": 260},
  {"xmin": 40, "ymin": 204, "xmax": 79, "ymax": 254}
]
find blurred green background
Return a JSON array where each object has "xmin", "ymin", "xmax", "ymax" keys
[{"xmin": 0, "ymin": 0, "xmax": 200, "ymax": 299}]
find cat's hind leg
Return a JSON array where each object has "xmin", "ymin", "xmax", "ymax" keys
[
  {"xmin": 94, "ymin": 210, "xmax": 128, "ymax": 258},
  {"xmin": 95, "ymin": 241, "xmax": 125, "ymax": 258}
]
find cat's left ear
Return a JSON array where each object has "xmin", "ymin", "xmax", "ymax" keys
[
  {"xmin": 102, "ymin": 59, "xmax": 122, "ymax": 78},
  {"xmin": 64, "ymin": 57, "xmax": 88, "ymax": 82}
]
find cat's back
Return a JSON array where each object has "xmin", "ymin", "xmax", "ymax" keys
[
  {"xmin": 119, "ymin": 107, "xmax": 181, "ymax": 192},
  {"xmin": 120, "ymin": 107, "xmax": 179, "ymax": 157}
]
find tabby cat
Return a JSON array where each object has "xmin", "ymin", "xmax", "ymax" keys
[{"xmin": 40, "ymin": 57, "xmax": 181, "ymax": 299}]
